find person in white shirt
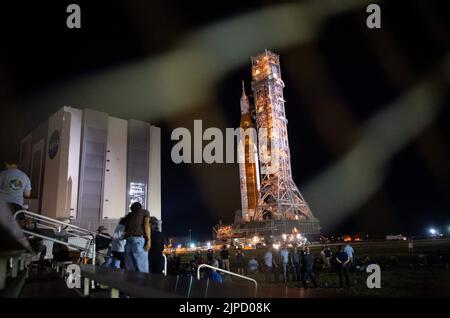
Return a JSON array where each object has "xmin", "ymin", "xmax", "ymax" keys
[
  {"xmin": 211, "ymin": 257, "xmax": 219, "ymax": 272},
  {"xmin": 109, "ymin": 217, "xmax": 127, "ymax": 268},
  {"xmin": 248, "ymin": 257, "xmax": 259, "ymax": 274},
  {"xmin": 264, "ymin": 248, "xmax": 274, "ymax": 283},
  {"xmin": 344, "ymin": 242, "xmax": 354, "ymax": 263},
  {"xmin": 280, "ymin": 246, "xmax": 290, "ymax": 282},
  {"xmin": 0, "ymin": 162, "xmax": 31, "ymax": 216}
]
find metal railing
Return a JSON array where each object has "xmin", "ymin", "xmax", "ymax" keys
[
  {"xmin": 13, "ymin": 210, "xmax": 113, "ymax": 265},
  {"xmin": 162, "ymin": 253, "xmax": 167, "ymax": 276},
  {"xmin": 197, "ymin": 264, "xmax": 258, "ymax": 297}
]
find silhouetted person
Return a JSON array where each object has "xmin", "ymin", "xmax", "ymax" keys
[
  {"xmin": 290, "ymin": 246, "xmax": 301, "ymax": 281},
  {"xmin": 53, "ymin": 221, "xmax": 70, "ymax": 262},
  {"xmin": 194, "ymin": 250, "xmax": 204, "ymax": 267},
  {"xmin": 220, "ymin": 245, "xmax": 230, "ymax": 271},
  {"xmin": 264, "ymin": 248, "xmax": 274, "ymax": 283},
  {"xmin": 301, "ymin": 247, "xmax": 318, "ymax": 288},
  {"xmin": 280, "ymin": 245, "xmax": 290, "ymax": 283},
  {"xmin": 206, "ymin": 249, "xmax": 214, "ymax": 265},
  {"xmin": 272, "ymin": 250, "xmax": 282, "ymax": 283},
  {"xmin": 235, "ymin": 248, "xmax": 246, "ymax": 275},
  {"xmin": 124, "ymin": 202, "xmax": 151, "ymax": 272},
  {"xmin": 336, "ymin": 245, "xmax": 351, "ymax": 288},
  {"xmin": 149, "ymin": 217, "xmax": 165, "ymax": 274},
  {"xmin": 168, "ymin": 252, "xmax": 181, "ymax": 275},
  {"xmin": 321, "ymin": 245, "xmax": 332, "ymax": 270},
  {"xmin": 95, "ymin": 225, "xmax": 112, "ymax": 266}
]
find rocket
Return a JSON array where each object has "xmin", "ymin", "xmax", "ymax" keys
[{"xmin": 238, "ymin": 81, "xmax": 260, "ymax": 222}]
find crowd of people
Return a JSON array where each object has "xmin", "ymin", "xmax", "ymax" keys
[
  {"xmin": 259, "ymin": 244, "xmax": 354, "ymax": 288},
  {"xmin": 0, "ymin": 161, "xmax": 164, "ymax": 275},
  {"xmin": 94, "ymin": 202, "xmax": 165, "ymax": 274},
  {"xmin": 2, "ymin": 161, "xmax": 448, "ymax": 290},
  {"xmin": 164, "ymin": 242, "xmax": 359, "ymax": 289}
]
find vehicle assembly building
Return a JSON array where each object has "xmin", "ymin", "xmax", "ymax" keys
[
  {"xmin": 217, "ymin": 50, "xmax": 321, "ymax": 241},
  {"xmin": 18, "ymin": 107, "xmax": 161, "ymax": 233}
]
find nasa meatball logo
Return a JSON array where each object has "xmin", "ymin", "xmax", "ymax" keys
[
  {"xmin": 9, "ymin": 179, "xmax": 23, "ymax": 191},
  {"xmin": 48, "ymin": 130, "xmax": 60, "ymax": 159}
]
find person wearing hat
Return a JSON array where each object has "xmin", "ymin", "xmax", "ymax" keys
[
  {"xmin": 124, "ymin": 202, "xmax": 151, "ymax": 272},
  {"xmin": 95, "ymin": 225, "xmax": 112, "ymax": 266}
]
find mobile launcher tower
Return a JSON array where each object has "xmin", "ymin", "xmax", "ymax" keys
[{"xmin": 216, "ymin": 50, "xmax": 320, "ymax": 242}]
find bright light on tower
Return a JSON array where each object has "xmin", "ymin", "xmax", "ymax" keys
[
  {"xmin": 190, "ymin": 243, "xmax": 195, "ymax": 249},
  {"xmin": 429, "ymin": 228, "xmax": 437, "ymax": 235}
]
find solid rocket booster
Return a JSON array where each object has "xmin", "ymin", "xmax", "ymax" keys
[{"xmin": 238, "ymin": 82, "xmax": 260, "ymax": 222}]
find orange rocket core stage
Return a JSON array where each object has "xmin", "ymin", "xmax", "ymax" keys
[
  {"xmin": 238, "ymin": 82, "xmax": 260, "ymax": 222},
  {"xmin": 240, "ymin": 112, "xmax": 259, "ymax": 221}
]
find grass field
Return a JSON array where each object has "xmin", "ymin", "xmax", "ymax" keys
[{"xmin": 178, "ymin": 239, "xmax": 450, "ymax": 297}]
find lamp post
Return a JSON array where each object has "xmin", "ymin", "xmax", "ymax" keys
[{"xmin": 188, "ymin": 229, "xmax": 192, "ymax": 247}]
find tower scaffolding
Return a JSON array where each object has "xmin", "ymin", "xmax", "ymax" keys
[{"xmin": 250, "ymin": 50, "xmax": 320, "ymax": 234}]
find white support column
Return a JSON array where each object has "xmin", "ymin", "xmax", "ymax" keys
[
  {"xmin": 111, "ymin": 288, "xmax": 119, "ymax": 298},
  {"xmin": 148, "ymin": 125, "xmax": 161, "ymax": 225},
  {"xmin": 11, "ymin": 258, "xmax": 19, "ymax": 278},
  {"xmin": 0, "ymin": 257, "xmax": 7, "ymax": 290},
  {"xmin": 83, "ymin": 278, "xmax": 90, "ymax": 296}
]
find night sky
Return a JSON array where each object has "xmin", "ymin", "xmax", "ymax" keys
[{"xmin": 1, "ymin": 0, "xmax": 449, "ymax": 241}]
